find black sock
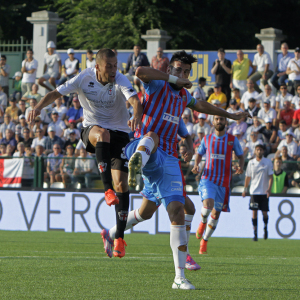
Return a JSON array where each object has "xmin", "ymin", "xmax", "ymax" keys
[
  {"xmin": 252, "ymin": 218, "xmax": 257, "ymax": 236},
  {"xmin": 115, "ymin": 191, "xmax": 130, "ymax": 239},
  {"xmin": 95, "ymin": 142, "xmax": 113, "ymax": 191},
  {"xmin": 263, "ymin": 216, "xmax": 268, "ymax": 229}
]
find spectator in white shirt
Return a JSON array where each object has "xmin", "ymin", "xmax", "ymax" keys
[
  {"xmin": 86, "ymin": 50, "xmax": 96, "ymax": 69},
  {"xmin": 0, "ymin": 85, "xmax": 8, "ymax": 109},
  {"xmin": 58, "ymin": 48, "xmax": 79, "ymax": 86},
  {"xmin": 31, "ymin": 128, "xmax": 47, "ymax": 151},
  {"xmin": 275, "ymin": 129, "xmax": 298, "ymax": 159},
  {"xmin": 257, "ymin": 99, "xmax": 277, "ymax": 124},
  {"xmin": 276, "ymin": 120, "xmax": 288, "ymax": 142},
  {"xmin": 275, "ymin": 83, "xmax": 293, "ymax": 110},
  {"xmin": 286, "ymin": 47, "xmax": 300, "ymax": 94},
  {"xmin": 291, "ymin": 84, "xmax": 300, "ymax": 110},
  {"xmin": 48, "ymin": 111, "xmax": 66, "ymax": 138},
  {"xmin": 244, "ymin": 130, "xmax": 263, "ymax": 159},
  {"xmin": 193, "ymin": 77, "xmax": 206, "ymax": 101},
  {"xmin": 249, "ymin": 44, "xmax": 274, "ymax": 93},
  {"xmin": 227, "ymin": 99, "xmax": 243, "ymax": 124},
  {"xmin": 256, "ymin": 84, "xmax": 276, "ymax": 108},
  {"xmin": 53, "ymin": 96, "xmax": 68, "ymax": 121},
  {"xmin": 240, "ymin": 79, "xmax": 259, "ymax": 110},
  {"xmin": 21, "ymin": 49, "xmax": 38, "ymax": 94},
  {"xmin": 25, "ymin": 98, "xmax": 50, "ymax": 124},
  {"xmin": 193, "ymin": 113, "xmax": 211, "ymax": 137},
  {"xmin": 243, "ymin": 116, "xmax": 262, "ymax": 142},
  {"xmin": 233, "ymin": 128, "xmax": 246, "ymax": 150},
  {"xmin": 182, "ymin": 111, "xmax": 194, "ymax": 137},
  {"xmin": 0, "ymin": 114, "xmax": 15, "ymax": 139}
]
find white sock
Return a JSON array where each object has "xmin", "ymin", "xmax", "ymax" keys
[
  {"xmin": 136, "ymin": 136, "xmax": 155, "ymax": 168},
  {"xmin": 185, "ymin": 214, "xmax": 193, "ymax": 255},
  {"xmin": 203, "ymin": 215, "xmax": 219, "ymax": 241},
  {"xmin": 109, "ymin": 209, "xmax": 144, "ymax": 239},
  {"xmin": 170, "ymin": 225, "xmax": 187, "ymax": 279},
  {"xmin": 201, "ymin": 206, "xmax": 212, "ymax": 224}
]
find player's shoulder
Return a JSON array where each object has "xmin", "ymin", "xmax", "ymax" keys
[{"xmin": 115, "ymin": 72, "xmax": 131, "ymax": 85}]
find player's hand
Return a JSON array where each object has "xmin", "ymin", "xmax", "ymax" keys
[
  {"xmin": 191, "ymin": 165, "xmax": 199, "ymax": 174},
  {"xmin": 234, "ymin": 166, "xmax": 243, "ymax": 175},
  {"xmin": 183, "ymin": 150, "xmax": 193, "ymax": 162},
  {"xmin": 230, "ymin": 111, "xmax": 252, "ymax": 121},
  {"xmin": 242, "ymin": 191, "xmax": 246, "ymax": 197},
  {"xmin": 130, "ymin": 116, "xmax": 142, "ymax": 132},
  {"xmin": 266, "ymin": 188, "xmax": 270, "ymax": 198},
  {"xmin": 27, "ymin": 108, "xmax": 41, "ymax": 123},
  {"xmin": 176, "ymin": 78, "xmax": 193, "ymax": 89}
]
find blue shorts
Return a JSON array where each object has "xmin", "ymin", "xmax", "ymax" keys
[
  {"xmin": 125, "ymin": 138, "xmax": 186, "ymax": 208},
  {"xmin": 198, "ymin": 179, "xmax": 230, "ymax": 212}
]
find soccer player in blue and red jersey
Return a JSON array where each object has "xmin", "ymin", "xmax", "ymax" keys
[{"xmin": 192, "ymin": 115, "xmax": 245, "ymax": 254}]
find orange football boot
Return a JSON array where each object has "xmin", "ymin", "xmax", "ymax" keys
[
  {"xmin": 113, "ymin": 238, "xmax": 127, "ymax": 258},
  {"xmin": 104, "ymin": 189, "xmax": 119, "ymax": 206},
  {"xmin": 196, "ymin": 222, "xmax": 206, "ymax": 239},
  {"xmin": 199, "ymin": 239, "xmax": 208, "ymax": 254}
]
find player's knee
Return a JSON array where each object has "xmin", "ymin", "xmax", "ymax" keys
[
  {"xmin": 139, "ymin": 211, "xmax": 153, "ymax": 220},
  {"xmin": 94, "ymin": 129, "xmax": 110, "ymax": 143},
  {"xmin": 38, "ymin": 77, "xmax": 44, "ymax": 84},
  {"xmin": 178, "ymin": 245, "xmax": 187, "ymax": 252},
  {"xmin": 144, "ymin": 131, "xmax": 159, "ymax": 145},
  {"xmin": 184, "ymin": 197, "xmax": 195, "ymax": 215}
]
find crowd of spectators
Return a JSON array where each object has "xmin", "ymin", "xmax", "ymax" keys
[{"xmin": 1, "ymin": 41, "xmax": 300, "ymax": 193}]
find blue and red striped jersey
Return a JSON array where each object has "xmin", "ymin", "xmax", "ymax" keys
[
  {"xmin": 135, "ymin": 80, "xmax": 193, "ymax": 157},
  {"xmin": 198, "ymin": 133, "xmax": 243, "ymax": 187}
]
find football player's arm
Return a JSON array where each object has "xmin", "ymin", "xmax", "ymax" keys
[
  {"xmin": 242, "ymin": 176, "xmax": 251, "ymax": 197},
  {"xmin": 180, "ymin": 134, "xmax": 193, "ymax": 162},
  {"xmin": 191, "ymin": 153, "xmax": 202, "ymax": 174},
  {"xmin": 235, "ymin": 155, "xmax": 245, "ymax": 175},
  {"xmin": 127, "ymin": 95, "xmax": 143, "ymax": 131},
  {"xmin": 188, "ymin": 98, "xmax": 251, "ymax": 121},
  {"xmin": 266, "ymin": 175, "xmax": 273, "ymax": 198}
]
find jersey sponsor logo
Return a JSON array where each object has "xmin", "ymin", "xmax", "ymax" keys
[
  {"xmin": 211, "ymin": 154, "xmax": 225, "ymax": 160},
  {"xmin": 83, "ymin": 89, "xmax": 97, "ymax": 96},
  {"xmin": 98, "ymin": 162, "xmax": 107, "ymax": 173},
  {"xmin": 88, "ymin": 81, "xmax": 94, "ymax": 87},
  {"xmin": 162, "ymin": 113, "xmax": 179, "ymax": 124},
  {"xmin": 215, "ymin": 202, "xmax": 223, "ymax": 210},
  {"xmin": 228, "ymin": 141, "xmax": 233, "ymax": 145},
  {"xmin": 171, "ymin": 181, "xmax": 183, "ymax": 191}
]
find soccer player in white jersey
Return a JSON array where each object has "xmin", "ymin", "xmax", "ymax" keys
[{"xmin": 28, "ymin": 48, "xmax": 143, "ymax": 258}]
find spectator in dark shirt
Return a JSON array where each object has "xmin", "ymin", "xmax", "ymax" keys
[
  {"xmin": 259, "ymin": 117, "xmax": 277, "ymax": 155},
  {"xmin": 64, "ymin": 96, "xmax": 83, "ymax": 128},
  {"xmin": 0, "ymin": 129, "xmax": 17, "ymax": 152},
  {"xmin": 22, "ymin": 128, "xmax": 33, "ymax": 148},
  {"xmin": 245, "ymin": 98, "xmax": 260, "ymax": 126},
  {"xmin": 64, "ymin": 129, "xmax": 79, "ymax": 150},
  {"xmin": 211, "ymin": 48, "xmax": 232, "ymax": 106}
]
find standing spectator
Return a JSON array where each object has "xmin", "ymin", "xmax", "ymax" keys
[
  {"xmin": 207, "ymin": 84, "xmax": 227, "ymax": 109},
  {"xmin": 291, "ymin": 84, "xmax": 300, "ymax": 110},
  {"xmin": 193, "ymin": 113, "xmax": 211, "ymax": 137},
  {"xmin": 249, "ymin": 44, "xmax": 274, "ymax": 93},
  {"xmin": 58, "ymin": 48, "xmax": 79, "ymax": 86},
  {"xmin": 53, "ymin": 96, "xmax": 68, "ymax": 121},
  {"xmin": 259, "ymin": 117, "xmax": 277, "ymax": 154},
  {"xmin": 193, "ymin": 77, "xmax": 206, "ymax": 101},
  {"xmin": 244, "ymin": 98, "xmax": 260, "ymax": 127},
  {"xmin": 256, "ymin": 84, "xmax": 276, "ymax": 109},
  {"xmin": 211, "ymin": 48, "xmax": 232, "ymax": 104},
  {"xmin": 31, "ymin": 129, "xmax": 46, "ymax": 151},
  {"xmin": 257, "ymin": 99, "xmax": 277, "ymax": 123},
  {"xmin": 277, "ymin": 100, "xmax": 294, "ymax": 127},
  {"xmin": 21, "ymin": 48, "xmax": 38, "ymax": 95},
  {"xmin": 271, "ymin": 43, "xmax": 293, "ymax": 92},
  {"xmin": 45, "ymin": 126, "xmax": 64, "ymax": 155},
  {"xmin": 240, "ymin": 79, "xmax": 259, "ymax": 111},
  {"xmin": 0, "ymin": 129, "xmax": 17, "ymax": 152},
  {"xmin": 125, "ymin": 44, "xmax": 150, "ymax": 85},
  {"xmin": 271, "ymin": 157, "xmax": 288, "ymax": 194},
  {"xmin": 231, "ymin": 50, "xmax": 253, "ymax": 96},
  {"xmin": 0, "ymin": 55, "xmax": 11, "ymax": 97},
  {"xmin": 275, "ymin": 83, "xmax": 293, "ymax": 110},
  {"xmin": 48, "ymin": 111, "xmax": 66, "ymax": 138},
  {"xmin": 46, "ymin": 143, "xmax": 64, "ymax": 185},
  {"xmin": 0, "ymin": 85, "xmax": 8, "ymax": 109},
  {"xmin": 275, "ymin": 129, "xmax": 298, "ymax": 159},
  {"xmin": 242, "ymin": 142, "xmax": 273, "ymax": 241},
  {"xmin": 286, "ymin": 47, "xmax": 300, "ymax": 94},
  {"xmin": 0, "ymin": 114, "xmax": 15, "ymax": 139},
  {"xmin": 56, "ymin": 145, "xmax": 75, "ymax": 188},
  {"xmin": 38, "ymin": 41, "xmax": 62, "ymax": 91},
  {"xmin": 21, "ymin": 84, "xmax": 42, "ymax": 103},
  {"xmin": 151, "ymin": 47, "xmax": 169, "ymax": 73},
  {"xmin": 227, "ymin": 99, "xmax": 244, "ymax": 125},
  {"xmin": 5, "ymin": 97, "xmax": 19, "ymax": 123},
  {"xmin": 244, "ymin": 131, "xmax": 263, "ymax": 159},
  {"xmin": 86, "ymin": 50, "xmax": 96, "ymax": 69},
  {"xmin": 64, "ymin": 96, "xmax": 83, "ymax": 127}
]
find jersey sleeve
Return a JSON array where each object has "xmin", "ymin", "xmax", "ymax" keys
[
  {"xmin": 233, "ymin": 136, "xmax": 244, "ymax": 156},
  {"xmin": 268, "ymin": 159, "xmax": 274, "ymax": 175},
  {"xmin": 116, "ymin": 73, "xmax": 137, "ymax": 100},
  {"xmin": 197, "ymin": 137, "xmax": 207, "ymax": 155},
  {"xmin": 142, "ymin": 79, "xmax": 163, "ymax": 95},
  {"xmin": 178, "ymin": 118, "xmax": 189, "ymax": 138},
  {"xmin": 57, "ymin": 73, "xmax": 82, "ymax": 95},
  {"xmin": 245, "ymin": 161, "xmax": 251, "ymax": 177}
]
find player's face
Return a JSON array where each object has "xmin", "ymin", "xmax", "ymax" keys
[
  {"xmin": 168, "ymin": 61, "xmax": 191, "ymax": 79},
  {"xmin": 213, "ymin": 116, "xmax": 226, "ymax": 132},
  {"xmin": 255, "ymin": 146, "xmax": 263, "ymax": 158},
  {"xmin": 96, "ymin": 56, "xmax": 118, "ymax": 84}
]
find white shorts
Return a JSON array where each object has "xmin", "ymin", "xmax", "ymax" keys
[
  {"xmin": 232, "ymin": 79, "xmax": 247, "ymax": 97},
  {"xmin": 42, "ymin": 71, "xmax": 59, "ymax": 80}
]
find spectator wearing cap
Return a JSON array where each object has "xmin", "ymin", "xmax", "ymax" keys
[
  {"xmin": 151, "ymin": 47, "xmax": 169, "ymax": 73},
  {"xmin": 193, "ymin": 77, "xmax": 206, "ymax": 102},
  {"xmin": 86, "ymin": 50, "xmax": 96, "ymax": 69},
  {"xmin": 31, "ymin": 128, "xmax": 46, "ymax": 151},
  {"xmin": 193, "ymin": 113, "xmax": 211, "ymax": 136},
  {"xmin": 53, "ymin": 96, "xmax": 68, "ymax": 121},
  {"xmin": 21, "ymin": 84, "xmax": 42, "ymax": 103},
  {"xmin": 48, "ymin": 111, "xmax": 66, "ymax": 138},
  {"xmin": 64, "ymin": 120, "xmax": 81, "ymax": 140},
  {"xmin": 0, "ymin": 129, "xmax": 17, "ymax": 153},
  {"xmin": 38, "ymin": 41, "xmax": 62, "ymax": 91},
  {"xmin": 257, "ymin": 99, "xmax": 277, "ymax": 124},
  {"xmin": 193, "ymin": 127, "xmax": 206, "ymax": 149},
  {"xmin": 207, "ymin": 84, "xmax": 227, "ymax": 109},
  {"xmin": 0, "ymin": 55, "xmax": 11, "ymax": 97},
  {"xmin": 182, "ymin": 111, "xmax": 194, "ymax": 136},
  {"xmin": 64, "ymin": 129, "xmax": 79, "ymax": 150},
  {"xmin": 46, "ymin": 143, "xmax": 64, "ymax": 185},
  {"xmin": 5, "ymin": 96, "xmax": 19, "ymax": 123},
  {"xmin": 248, "ymin": 44, "xmax": 274, "ymax": 93},
  {"xmin": 64, "ymin": 96, "xmax": 83, "ymax": 128},
  {"xmin": 15, "ymin": 114, "xmax": 28, "ymax": 138},
  {"xmin": 275, "ymin": 83, "xmax": 293, "ymax": 110},
  {"xmin": 227, "ymin": 116, "xmax": 247, "ymax": 135},
  {"xmin": 244, "ymin": 130, "xmax": 263, "ymax": 159},
  {"xmin": 21, "ymin": 48, "xmax": 38, "ymax": 94},
  {"xmin": 211, "ymin": 48, "xmax": 232, "ymax": 103},
  {"xmin": 244, "ymin": 98, "xmax": 260, "ymax": 127},
  {"xmin": 58, "ymin": 48, "xmax": 79, "ymax": 86},
  {"xmin": 277, "ymin": 99, "xmax": 294, "ymax": 127},
  {"xmin": 240, "ymin": 79, "xmax": 259, "ymax": 111},
  {"xmin": 270, "ymin": 43, "xmax": 293, "ymax": 92},
  {"xmin": 243, "ymin": 116, "xmax": 262, "ymax": 143},
  {"xmin": 45, "ymin": 126, "xmax": 64, "ymax": 155},
  {"xmin": 0, "ymin": 114, "xmax": 15, "ymax": 139},
  {"xmin": 231, "ymin": 50, "xmax": 253, "ymax": 97},
  {"xmin": 259, "ymin": 117, "xmax": 277, "ymax": 155},
  {"xmin": 275, "ymin": 129, "xmax": 298, "ymax": 160},
  {"xmin": 291, "ymin": 84, "xmax": 300, "ymax": 110},
  {"xmin": 0, "ymin": 85, "xmax": 8, "ymax": 109},
  {"xmin": 256, "ymin": 84, "xmax": 276, "ymax": 109},
  {"xmin": 12, "ymin": 71, "xmax": 22, "ymax": 100},
  {"xmin": 227, "ymin": 99, "xmax": 243, "ymax": 124},
  {"xmin": 286, "ymin": 47, "xmax": 300, "ymax": 95}
]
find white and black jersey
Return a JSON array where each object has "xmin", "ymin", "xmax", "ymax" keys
[
  {"xmin": 64, "ymin": 58, "xmax": 79, "ymax": 75},
  {"xmin": 56, "ymin": 68, "xmax": 137, "ymax": 132}
]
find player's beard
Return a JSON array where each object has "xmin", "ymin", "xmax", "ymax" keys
[
  {"xmin": 169, "ymin": 82, "xmax": 181, "ymax": 91},
  {"xmin": 214, "ymin": 123, "xmax": 225, "ymax": 132}
]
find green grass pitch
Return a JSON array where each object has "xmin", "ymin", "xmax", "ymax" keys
[{"xmin": 0, "ymin": 231, "xmax": 299, "ymax": 299}]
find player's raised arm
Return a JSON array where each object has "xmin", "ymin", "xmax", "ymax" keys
[
  {"xmin": 27, "ymin": 90, "xmax": 62, "ymax": 123},
  {"xmin": 127, "ymin": 94, "xmax": 143, "ymax": 131}
]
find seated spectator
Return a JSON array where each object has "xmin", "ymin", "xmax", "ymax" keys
[
  {"xmin": 231, "ymin": 88, "xmax": 241, "ymax": 105},
  {"xmin": 12, "ymin": 71, "xmax": 22, "ymax": 99},
  {"xmin": 193, "ymin": 127, "xmax": 205, "ymax": 149},
  {"xmin": 0, "ymin": 144, "xmax": 6, "ymax": 156},
  {"xmin": 74, "ymin": 139, "xmax": 85, "ymax": 156},
  {"xmin": 291, "ymin": 84, "xmax": 300, "ymax": 110},
  {"xmin": 233, "ymin": 128, "xmax": 246, "ymax": 150},
  {"xmin": 257, "ymin": 99, "xmax": 277, "ymax": 124},
  {"xmin": 5, "ymin": 96, "xmax": 19, "ymax": 123},
  {"xmin": 277, "ymin": 100, "xmax": 294, "ymax": 127},
  {"xmin": 25, "ymin": 98, "xmax": 50, "ymax": 124},
  {"xmin": 45, "ymin": 126, "xmax": 64, "ymax": 155},
  {"xmin": 56, "ymin": 145, "xmax": 75, "ymax": 188},
  {"xmin": 15, "ymin": 115, "xmax": 28, "ymax": 138},
  {"xmin": 275, "ymin": 83, "xmax": 293, "ymax": 110},
  {"xmin": 3, "ymin": 144, "xmax": 14, "ymax": 157},
  {"xmin": 58, "ymin": 48, "xmax": 79, "ymax": 86},
  {"xmin": 182, "ymin": 111, "xmax": 193, "ymax": 137},
  {"xmin": 259, "ymin": 117, "xmax": 277, "ymax": 154},
  {"xmin": 206, "ymin": 100, "xmax": 223, "ymax": 125},
  {"xmin": 150, "ymin": 47, "xmax": 169, "ymax": 73},
  {"xmin": 244, "ymin": 98, "xmax": 260, "ymax": 127},
  {"xmin": 292, "ymin": 107, "xmax": 300, "ymax": 129},
  {"xmin": 21, "ymin": 83, "xmax": 42, "ymax": 103},
  {"xmin": 64, "ymin": 130, "xmax": 79, "ymax": 150},
  {"xmin": 277, "ymin": 120, "xmax": 288, "ymax": 141},
  {"xmin": 46, "ymin": 143, "xmax": 64, "ymax": 185},
  {"xmin": 193, "ymin": 77, "xmax": 206, "ymax": 101},
  {"xmin": 48, "ymin": 111, "xmax": 66, "ymax": 138},
  {"xmin": 64, "ymin": 96, "xmax": 83, "ymax": 128},
  {"xmin": 193, "ymin": 113, "xmax": 211, "ymax": 136},
  {"xmin": 35, "ymin": 145, "xmax": 45, "ymax": 158},
  {"xmin": 275, "ymin": 129, "xmax": 298, "ymax": 160},
  {"xmin": 244, "ymin": 130, "xmax": 263, "ymax": 159},
  {"xmin": 13, "ymin": 142, "xmax": 25, "ymax": 157},
  {"xmin": 72, "ymin": 148, "xmax": 98, "ymax": 188},
  {"xmin": 31, "ymin": 129, "xmax": 47, "ymax": 150},
  {"xmin": 53, "ymin": 96, "xmax": 68, "ymax": 121},
  {"xmin": 227, "ymin": 117, "xmax": 247, "ymax": 135},
  {"xmin": 207, "ymin": 84, "xmax": 227, "ymax": 109},
  {"xmin": 227, "ymin": 99, "xmax": 243, "ymax": 125},
  {"xmin": 0, "ymin": 129, "xmax": 17, "ymax": 153},
  {"xmin": 0, "ymin": 85, "xmax": 8, "ymax": 109},
  {"xmin": 256, "ymin": 84, "xmax": 276, "ymax": 108},
  {"xmin": 207, "ymin": 88, "xmax": 213, "ymax": 100},
  {"xmin": 30, "ymin": 116, "xmax": 44, "ymax": 137},
  {"xmin": 22, "ymin": 128, "xmax": 33, "ymax": 148},
  {"xmin": 271, "ymin": 157, "xmax": 288, "ymax": 194},
  {"xmin": 0, "ymin": 114, "xmax": 15, "ymax": 139},
  {"xmin": 240, "ymin": 79, "xmax": 259, "ymax": 111},
  {"xmin": 17, "ymin": 100, "xmax": 27, "ymax": 116},
  {"xmin": 64, "ymin": 120, "xmax": 81, "ymax": 140},
  {"xmin": 286, "ymin": 47, "xmax": 300, "ymax": 95}
]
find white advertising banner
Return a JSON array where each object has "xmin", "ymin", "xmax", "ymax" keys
[{"xmin": 0, "ymin": 191, "xmax": 298, "ymax": 239}]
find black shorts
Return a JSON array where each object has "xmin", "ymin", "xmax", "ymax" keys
[
  {"xmin": 81, "ymin": 126, "xmax": 130, "ymax": 173},
  {"xmin": 249, "ymin": 194, "xmax": 269, "ymax": 211}
]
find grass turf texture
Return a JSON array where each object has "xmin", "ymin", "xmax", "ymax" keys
[{"xmin": 0, "ymin": 231, "xmax": 299, "ymax": 299}]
